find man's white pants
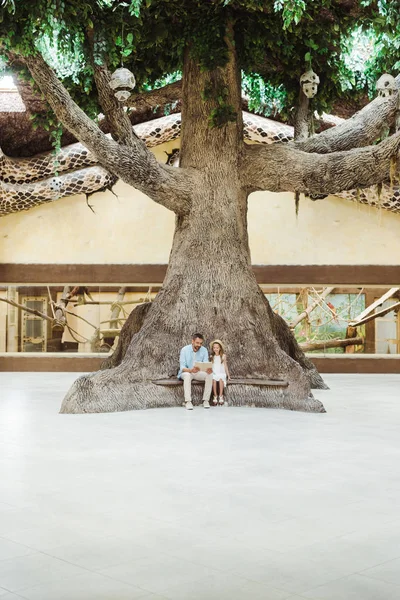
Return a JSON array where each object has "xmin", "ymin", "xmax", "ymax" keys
[{"xmin": 181, "ymin": 371, "xmax": 213, "ymax": 403}]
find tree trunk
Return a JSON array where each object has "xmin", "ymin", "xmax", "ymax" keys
[{"xmin": 61, "ymin": 25, "xmax": 326, "ymax": 414}]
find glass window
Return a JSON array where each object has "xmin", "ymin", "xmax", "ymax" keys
[{"xmin": 0, "ymin": 284, "xmax": 398, "ymax": 356}]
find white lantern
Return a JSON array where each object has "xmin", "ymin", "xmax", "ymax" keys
[
  {"xmin": 300, "ymin": 69, "xmax": 320, "ymax": 99},
  {"xmin": 109, "ymin": 67, "xmax": 136, "ymax": 102}
]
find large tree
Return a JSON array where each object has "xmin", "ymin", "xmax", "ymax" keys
[{"xmin": 1, "ymin": 0, "xmax": 400, "ymax": 413}]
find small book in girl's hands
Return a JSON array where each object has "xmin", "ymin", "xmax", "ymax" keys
[{"xmin": 194, "ymin": 361, "xmax": 212, "ymax": 371}]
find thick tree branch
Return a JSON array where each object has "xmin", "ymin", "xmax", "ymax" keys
[
  {"xmin": 85, "ymin": 27, "xmax": 136, "ymax": 146},
  {"xmin": 241, "ymin": 132, "xmax": 400, "ymax": 196},
  {"xmin": 300, "ymin": 337, "xmax": 364, "ymax": 352},
  {"xmin": 292, "ymin": 77, "xmax": 400, "ymax": 154},
  {"xmin": 126, "ymin": 80, "xmax": 182, "ymax": 111},
  {"xmin": 92, "ymin": 62, "xmax": 137, "ymax": 146},
  {"xmin": 294, "ymin": 90, "xmax": 311, "ymax": 141},
  {"xmin": 24, "ymin": 53, "xmax": 192, "ymax": 215}
]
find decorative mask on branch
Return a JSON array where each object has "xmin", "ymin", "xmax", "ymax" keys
[
  {"xmin": 300, "ymin": 69, "xmax": 320, "ymax": 99},
  {"xmin": 109, "ymin": 67, "xmax": 136, "ymax": 102},
  {"xmin": 376, "ymin": 74, "xmax": 397, "ymax": 98},
  {"xmin": 49, "ymin": 177, "xmax": 63, "ymax": 200}
]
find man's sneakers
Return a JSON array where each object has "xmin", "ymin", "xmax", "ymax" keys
[{"xmin": 185, "ymin": 400, "xmax": 211, "ymax": 410}]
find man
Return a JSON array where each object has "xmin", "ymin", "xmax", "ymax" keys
[{"xmin": 178, "ymin": 333, "xmax": 213, "ymax": 410}]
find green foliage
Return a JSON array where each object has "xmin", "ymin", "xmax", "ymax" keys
[
  {"xmin": 1, "ymin": 0, "xmax": 400, "ymax": 126},
  {"xmin": 202, "ymin": 80, "xmax": 237, "ymax": 127},
  {"xmin": 275, "ymin": 291, "xmax": 367, "ymax": 354},
  {"xmin": 274, "ymin": 0, "xmax": 306, "ymax": 30},
  {"xmin": 209, "ymin": 104, "xmax": 237, "ymax": 128},
  {"xmin": 242, "ymin": 72, "xmax": 287, "ymax": 116}
]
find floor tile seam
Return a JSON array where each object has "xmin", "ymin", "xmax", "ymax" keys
[
  {"xmin": 0, "ymin": 551, "xmax": 104, "ymax": 594},
  {"xmin": 355, "ymin": 571, "xmax": 400, "ymax": 587},
  {"xmin": 263, "ymin": 523, "xmax": 391, "ymax": 556},
  {"xmin": 0, "ymin": 527, "xmax": 106, "ymax": 552},
  {"xmin": 281, "ymin": 596, "xmax": 310, "ymax": 600},
  {"xmin": 100, "ymin": 548, "xmax": 229, "ymax": 574},
  {"xmin": 126, "ymin": 532, "xmax": 280, "ymax": 567},
  {"xmin": 0, "ymin": 584, "xmax": 14, "ymax": 595},
  {"xmin": 334, "ymin": 496, "xmax": 400, "ymax": 514},
  {"xmin": 135, "ymin": 569, "xmax": 278, "ymax": 599},
  {"xmin": 143, "ymin": 527, "xmax": 246, "ymax": 548},
  {"xmin": 54, "ymin": 551, "xmax": 170, "ymax": 575},
  {"xmin": 233, "ymin": 565, "xmax": 352, "ymax": 596},
  {"xmin": 300, "ymin": 521, "xmax": 400, "ymax": 545},
  {"xmin": 330, "ymin": 521, "xmax": 400, "ymax": 545},
  {"xmin": 234, "ymin": 526, "xmax": 361, "ymax": 556},
  {"xmin": 273, "ymin": 510, "xmax": 399, "ymax": 526},
  {"xmin": 95, "ymin": 566, "xmax": 219, "ymax": 597},
  {"xmin": 40, "ymin": 546, "xmax": 226, "ymax": 588},
  {"xmin": 0, "ymin": 536, "xmax": 38, "ymax": 556},
  {"xmin": 95, "ymin": 551, "xmax": 230, "ymax": 577},
  {"xmin": 236, "ymin": 578, "xmax": 296, "ymax": 600},
  {"xmin": 37, "ymin": 546, "xmax": 161, "ymax": 578},
  {"xmin": 356, "ymin": 553, "xmax": 400, "ymax": 576},
  {"xmin": 298, "ymin": 568, "xmax": 399, "ymax": 598},
  {"xmin": 236, "ymin": 550, "xmax": 354, "ymax": 577},
  {"xmin": 4, "ymin": 563, "xmax": 153, "ymax": 598}
]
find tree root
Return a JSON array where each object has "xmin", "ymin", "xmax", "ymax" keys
[
  {"xmin": 60, "ymin": 369, "xmax": 326, "ymax": 414},
  {"xmin": 100, "ymin": 302, "xmax": 151, "ymax": 370},
  {"xmin": 271, "ymin": 312, "xmax": 329, "ymax": 390}
]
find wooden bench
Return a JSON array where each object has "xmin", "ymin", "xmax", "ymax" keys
[
  {"xmin": 153, "ymin": 377, "xmax": 288, "ymax": 387},
  {"xmin": 152, "ymin": 377, "xmax": 289, "ymax": 407}
]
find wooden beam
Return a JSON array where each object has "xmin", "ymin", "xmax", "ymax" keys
[
  {"xmin": 1, "ymin": 354, "xmax": 399, "ymax": 373},
  {"xmin": 364, "ymin": 289, "xmax": 376, "ymax": 353},
  {"xmin": 349, "ymin": 301, "xmax": 400, "ymax": 328},
  {"xmin": 2, "ymin": 264, "xmax": 400, "ymax": 286},
  {"xmin": 350, "ymin": 288, "xmax": 399, "ymax": 325}
]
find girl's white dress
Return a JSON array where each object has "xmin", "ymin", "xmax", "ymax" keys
[{"xmin": 212, "ymin": 355, "xmax": 227, "ymax": 384}]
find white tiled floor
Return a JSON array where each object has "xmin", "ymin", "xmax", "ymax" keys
[{"xmin": 0, "ymin": 372, "xmax": 400, "ymax": 599}]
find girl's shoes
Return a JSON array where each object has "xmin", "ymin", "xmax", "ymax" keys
[{"xmin": 212, "ymin": 396, "xmax": 225, "ymax": 406}]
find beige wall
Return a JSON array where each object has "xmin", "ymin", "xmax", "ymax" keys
[
  {"xmin": 248, "ymin": 191, "xmax": 400, "ymax": 265},
  {"xmin": 1, "ymin": 140, "xmax": 400, "ymax": 266}
]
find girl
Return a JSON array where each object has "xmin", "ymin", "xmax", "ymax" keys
[{"xmin": 210, "ymin": 339, "xmax": 230, "ymax": 405}]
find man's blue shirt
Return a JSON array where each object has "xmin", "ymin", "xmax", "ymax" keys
[{"xmin": 178, "ymin": 344, "xmax": 209, "ymax": 379}]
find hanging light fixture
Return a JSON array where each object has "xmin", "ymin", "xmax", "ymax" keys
[
  {"xmin": 109, "ymin": 67, "xmax": 136, "ymax": 102},
  {"xmin": 109, "ymin": 4, "xmax": 136, "ymax": 103}
]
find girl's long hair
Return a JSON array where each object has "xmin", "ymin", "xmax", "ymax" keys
[{"xmin": 210, "ymin": 340, "xmax": 225, "ymax": 363}]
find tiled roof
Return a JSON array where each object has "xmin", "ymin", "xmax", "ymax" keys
[{"xmin": 0, "ymin": 91, "xmax": 26, "ymax": 112}]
